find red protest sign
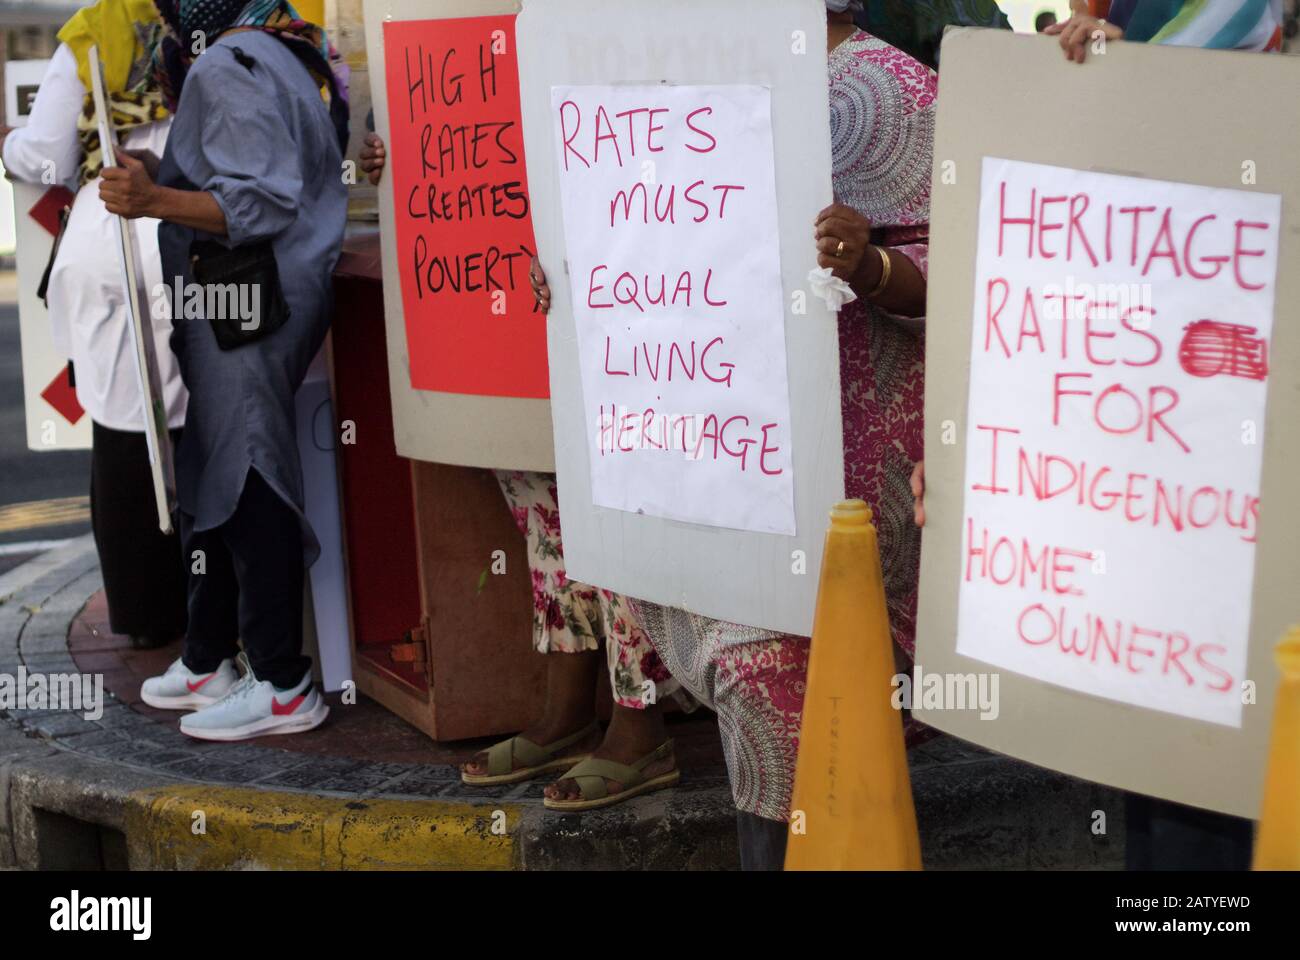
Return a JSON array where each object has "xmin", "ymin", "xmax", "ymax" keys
[{"xmin": 383, "ymin": 15, "xmax": 546, "ymax": 398}]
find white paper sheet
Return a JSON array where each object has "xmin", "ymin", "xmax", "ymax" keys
[
  {"xmin": 550, "ymin": 83, "xmax": 796, "ymax": 535},
  {"xmin": 956, "ymin": 157, "xmax": 1281, "ymax": 728}
]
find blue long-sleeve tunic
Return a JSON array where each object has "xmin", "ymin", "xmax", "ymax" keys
[{"xmin": 157, "ymin": 30, "xmax": 347, "ymax": 563}]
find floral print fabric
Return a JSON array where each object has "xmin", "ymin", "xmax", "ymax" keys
[{"xmin": 494, "ymin": 470, "xmax": 676, "ymax": 710}]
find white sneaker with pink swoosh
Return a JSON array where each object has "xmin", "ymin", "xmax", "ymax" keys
[
  {"xmin": 179, "ymin": 653, "xmax": 328, "ymax": 742},
  {"xmin": 141, "ymin": 657, "xmax": 239, "ymax": 710}
]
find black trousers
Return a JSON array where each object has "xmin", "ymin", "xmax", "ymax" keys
[
  {"xmin": 90, "ymin": 421, "xmax": 188, "ymax": 639},
  {"xmin": 180, "ymin": 469, "xmax": 311, "ymax": 689},
  {"xmin": 1125, "ymin": 794, "xmax": 1253, "ymax": 870},
  {"xmin": 736, "ymin": 812, "xmax": 789, "ymax": 871}
]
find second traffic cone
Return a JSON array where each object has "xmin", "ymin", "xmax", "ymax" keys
[
  {"xmin": 784, "ymin": 500, "xmax": 921, "ymax": 870},
  {"xmin": 1253, "ymin": 626, "xmax": 1300, "ymax": 870}
]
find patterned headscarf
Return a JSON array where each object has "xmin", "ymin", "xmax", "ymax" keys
[
  {"xmin": 57, "ymin": 0, "xmax": 170, "ymax": 184},
  {"xmin": 826, "ymin": 1, "xmax": 866, "ymax": 11},
  {"xmin": 861, "ymin": 0, "xmax": 1011, "ymax": 67},
  {"xmin": 1116, "ymin": 0, "xmax": 1283, "ymax": 51},
  {"xmin": 152, "ymin": 0, "xmax": 350, "ymax": 152}
]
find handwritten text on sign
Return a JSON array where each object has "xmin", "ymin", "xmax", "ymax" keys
[
  {"xmin": 383, "ymin": 16, "xmax": 545, "ymax": 397},
  {"xmin": 957, "ymin": 158, "xmax": 1280, "ymax": 727},
  {"xmin": 551, "ymin": 84, "xmax": 796, "ymax": 535}
]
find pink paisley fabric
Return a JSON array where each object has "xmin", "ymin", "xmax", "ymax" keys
[
  {"xmin": 833, "ymin": 30, "xmax": 932, "ymax": 667},
  {"xmin": 630, "ymin": 30, "xmax": 936, "ymax": 822}
]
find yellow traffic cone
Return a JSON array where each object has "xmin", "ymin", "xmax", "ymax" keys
[
  {"xmin": 1253, "ymin": 626, "xmax": 1300, "ymax": 870},
  {"xmin": 784, "ymin": 500, "xmax": 922, "ymax": 870}
]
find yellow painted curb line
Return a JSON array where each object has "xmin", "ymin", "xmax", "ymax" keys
[{"xmin": 125, "ymin": 785, "xmax": 522, "ymax": 870}]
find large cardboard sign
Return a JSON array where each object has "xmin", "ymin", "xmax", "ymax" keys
[
  {"xmin": 383, "ymin": 14, "xmax": 544, "ymax": 398},
  {"xmin": 916, "ymin": 29, "xmax": 1300, "ymax": 818},
  {"xmin": 518, "ymin": 0, "xmax": 844, "ymax": 635},
  {"xmin": 4, "ymin": 58, "xmax": 92, "ymax": 453},
  {"xmin": 364, "ymin": 0, "xmax": 554, "ymax": 470},
  {"xmin": 90, "ymin": 46, "xmax": 176, "ymax": 533}
]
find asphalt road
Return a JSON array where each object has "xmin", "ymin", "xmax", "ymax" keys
[{"xmin": 0, "ymin": 285, "xmax": 93, "ymax": 558}]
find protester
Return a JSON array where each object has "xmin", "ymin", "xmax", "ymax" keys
[
  {"xmin": 0, "ymin": 0, "xmax": 188, "ymax": 651},
  {"xmin": 527, "ymin": 0, "xmax": 933, "ymax": 868},
  {"xmin": 1036, "ymin": 10, "xmax": 1059, "ymax": 31},
  {"xmin": 1041, "ymin": 0, "xmax": 1281, "ymax": 870},
  {"xmin": 358, "ymin": 137, "xmax": 684, "ymax": 811},
  {"xmin": 103, "ymin": 0, "xmax": 350, "ymax": 740},
  {"xmin": 1047, "ymin": 0, "xmax": 1283, "ymax": 60}
]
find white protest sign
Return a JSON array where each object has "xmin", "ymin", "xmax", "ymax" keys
[
  {"xmin": 517, "ymin": 0, "xmax": 844, "ymax": 635},
  {"xmin": 957, "ymin": 157, "xmax": 1279, "ymax": 729},
  {"xmin": 90, "ymin": 45, "xmax": 176, "ymax": 532},
  {"xmin": 4, "ymin": 58, "xmax": 92, "ymax": 452},
  {"xmin": 551, "ymin": 83, "xmax": 795, "ymax": 535},
  {"xmin": 915, "ymin": 29, "xmax": 1300, "ymax": 818}
]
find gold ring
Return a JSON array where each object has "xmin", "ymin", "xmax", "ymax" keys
[{"xmin": 835, "ymin": 240, "xmax": 846, "ymax": 258}]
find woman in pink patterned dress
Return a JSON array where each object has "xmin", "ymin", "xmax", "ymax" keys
[
  {"xmin": 616, "ymin": 1, "xmax": 937, "ymax": 869},
  {"xmin": 525, "ymin": 1, "xmax": 934, "ymax": 863}
]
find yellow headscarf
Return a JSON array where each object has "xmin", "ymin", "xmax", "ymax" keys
[
  {"xmin": 58, "ymin": 0, "xmax": 162, "ymax": 95},
  {"xmin": 55, "ymin": 0, "xmax": 169, "ymax": 183}
]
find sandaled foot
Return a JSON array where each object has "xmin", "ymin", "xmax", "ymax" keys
[
  {"xmin": 543, "ymin": 740, "xmax": 679, "ymax": 811},
  {"xmin": 461, "ymin": 718, "xmax": 602, "ymax": 785}
]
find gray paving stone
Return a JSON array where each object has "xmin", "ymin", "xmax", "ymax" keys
[
  {"xmin": 17, "ymin": 654, "xmax": 79, "ymax": 674},
  {"xmin": 23, "ymin": 713, "xmax": 100, "ymax": 738},
  {"xmin": 57, "ymin": 728, "xmax": 132, "ymax": 749},
  {"xmin": 315, "ymin": 769, "xmax": 410, "ymax": 793},
  {"xmin": 19, "ymin": 628, "xmax": 76, "ymax": 655},
  {"xmin": 254, "ymin": 765, "xmax": 349, "ymax": 790},
  {"xmin": 160, "ymin": 756, "xmax": 243, "ymax": 781},
  {"xmin": 213, "ymin": 762, "xmax": 304, "ymax": 785}
]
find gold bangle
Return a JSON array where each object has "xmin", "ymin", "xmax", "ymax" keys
[{"xmin": 866, "ymin": 245, "xmax": 892, "ymax": 299}]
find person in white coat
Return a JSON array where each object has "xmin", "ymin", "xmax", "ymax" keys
[{"xmin": 0, "ymin": 0, "xmax": 189, "ymax": 648}]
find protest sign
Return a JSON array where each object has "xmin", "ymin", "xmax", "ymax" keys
[
  {"xmin": 383, "ymin": 14, "xmax": 542, "ymax": 398},
  {"xmin": 4, "ymin": 58, "xmax": 91, "ymax": 452},
  {"xmin": 550, "ymin": 83, "xmax": 795, "ymax": 534},
  {"xmin": 916, "ymin": 29, "xmax": 1300, "ymax": 818},
  {"xmin": 518, "ymin": 0, "xmax": 843, "ymax": 634},
  {"xmin": 958, "ymin": 157, "xmax": 1278, "ymax": 729},
  {"xmin": 90, "ymin": 46, "xmax": 175, "ymax": 532},
  {"xmin": 365, "ymin": 0, "xmax": 554, "ymax": 470}
]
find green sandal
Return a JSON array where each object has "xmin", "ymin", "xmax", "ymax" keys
[
  {"xmin": 461, "ymin": 720, "xmax": 600, "ymax": 786},
  {"xmin": 543, "ymin": 740, "xmax": 680, "ymax": 811}
]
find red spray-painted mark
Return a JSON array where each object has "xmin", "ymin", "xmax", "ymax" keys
[{"xmin": 1178, "ymin": 321, "xmax": 1268, "ymax": 382}]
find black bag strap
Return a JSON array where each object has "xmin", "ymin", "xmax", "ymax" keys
[{"xmin": 36, "ymin": 202, "xmax": 73, "ymax": 308}]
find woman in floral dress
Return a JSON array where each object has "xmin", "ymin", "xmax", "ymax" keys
[{"xmin": 622, "ymin": 0, "xmax": 937, "ymax": 868}]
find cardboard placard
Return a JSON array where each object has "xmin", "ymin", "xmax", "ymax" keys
[
  {"xmin": 915, "ymin": 29, "xmax": 1300, "ymax": 818},
  {"xmin": 517, "ymin": 0, "xmax": 844, "ymax": 635},
  {"xmin": 364, "ymin": 0, "xmax": 555, "ymax": 470},
  {"xmin": 89, "ymin": 45, "xmax": 176, "ymax": 533},
  {"xmin": 383, "ymin": 14, "xmax": 545, "ymax": 398},
  {"xmin": 4, "ymin": 58, "xmax": 92, "ymax": 453}
]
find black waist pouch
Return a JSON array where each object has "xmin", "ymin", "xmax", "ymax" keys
[{"xmin": 189, "ymin": 239, "xmax": 291, "ymax": 350}]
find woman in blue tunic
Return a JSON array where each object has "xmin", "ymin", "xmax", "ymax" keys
[{"xmin": 99, "ymin": 0, "xmax": 349, "ymax": 741}]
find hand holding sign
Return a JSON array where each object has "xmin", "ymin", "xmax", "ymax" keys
[
  {"xmin": 99, "ymin": 147, "xmax": 158, "ymax": 219},
  {"xmin": 359, "ymin": 132, "xmax": 387, "ymax": 186}
]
